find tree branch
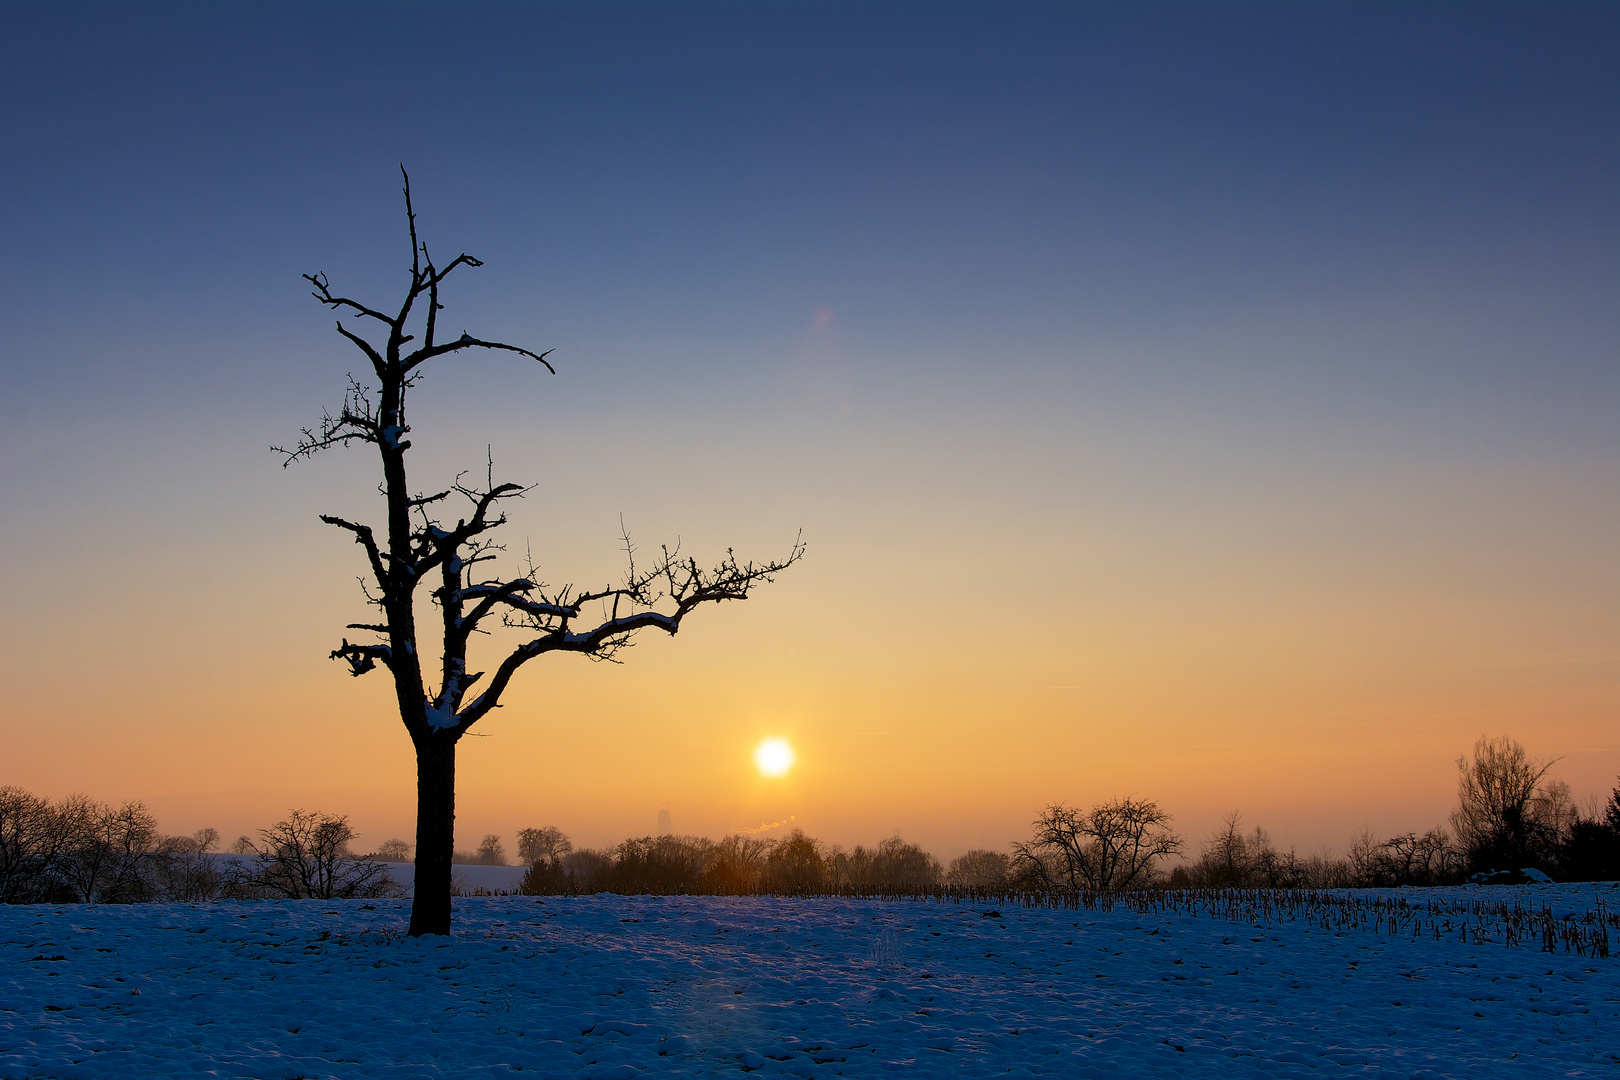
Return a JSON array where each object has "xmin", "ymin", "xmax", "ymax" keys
[
  {"xmin": 447, "ymin": 535, "xmax": 804, "ymax": 731},
  {"xmin": 273, "ymin": 376, "xmax": 382, "ymax": 465},
  {"xmin": 318, "ymin": 514, "xmax": 390, "ymax": 586},
  {"xmin": 304, "ymin": 273, "xmax": 397, "ymax": 328},
  {"xmin": 333, "ymin": 322, "xmax": 388, "ymax": 378},
  {"xmin": 331, "ymin": 638, "xmax": 392, "ymax": 677},
  {"xmin": 402, "ymin": 335, "xmax": 555, "ymax": 375}
]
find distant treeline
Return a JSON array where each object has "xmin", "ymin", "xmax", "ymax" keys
[
  {"xmin": 4, "ymin": 737, "xmax": 1617, "ymax": 905},
  {"xmin": 0, "ymin": 793, "xmax": 394, "ymax": 904},
  {"xmin": 504, "ymin": 737, "xmax": 1620, "ymax": 895}
]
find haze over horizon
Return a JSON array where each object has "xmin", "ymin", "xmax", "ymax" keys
[{"xmin": 1, "ymin": 3, "xmax": 1615, "ymax": 862}]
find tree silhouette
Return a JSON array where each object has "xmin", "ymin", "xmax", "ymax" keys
[
  {"xmin": 277, "ymin": 168, "xmax": 803, "ymax": 935},
  {"xmin": 1011, "ymin": 798, "xmax": 1181, "ymax": 891},
  {"xmin": 516, "ymin": 825, "xmax": 571, "ymax": 866},
  {"xmin": 1451, "ymin": 735, "xmax": 1558, "ymax": 873}
]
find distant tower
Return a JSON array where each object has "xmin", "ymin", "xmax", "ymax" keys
[{"xmin": 657, "ymin": 807, "xmax": 673, "ymax": 836}]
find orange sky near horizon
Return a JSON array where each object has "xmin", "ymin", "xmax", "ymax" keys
[{"xmin": 4, "ymin": 343, "xmax": 1615, "ymax": 864}]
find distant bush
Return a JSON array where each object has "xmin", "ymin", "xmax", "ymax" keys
[
  {"xmin": 830, "ymin": 837, "xmax": 942, "ymax": 887},
  {"xmin": 521, "ymin": 847, "xmax": 614, "ymax": 894},
  {"xmin": 765, "ymin": 829, "xmax": 828, "ymax": 889},
  {"xmin": 518, "ymin": 829, "xmax": 949, "ymax": 896},
  {"xmin": 606, "ymin": 835, "xmax": 711, "ymax": 892},
  {"xmin": 150, "ymin": 828, "xmax": 224, "ymax": 902},
  {"xmin": 704, "ymin": 834, "xmax": 770, "ymax": 893},
  {"xmin": 373, "ymin": 838, "xmax": 411, "ymax": 862},
  {"xmin": 475, "ymin": 834, "xmax": 507, "ymax": 866},
  {"xmin": 0, "ymin": 787, "xmax": 229, "ymax": 904},
  {"xmin": 234, "ymin": 809, "xmax": 396, "ymax": 901},
  {"xmin": 516, "ymin": 826, "xmax": 571, "ymax": 866},
  {"xmin": 948, "ymin": 849, "xmax": 1010, "ymax": 888},
  {"xmin": 1555, "ymin": 775, "xmax": 1620, "ymax": 882},
  {"xmin": 1177, "ymin": 814, "xmax": 1359, "ymax": 890}
]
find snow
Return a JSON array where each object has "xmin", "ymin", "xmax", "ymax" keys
[
  {"xmin": 4, "ymin": 887, "xmax": 1618, "ymax": 1078},
  {"xmin": 422, "ymin": 700, "xmax": 459, "ymax": 730},
  {"xmin": 387, "ymin": 861, "xmax": 528, "ymax": 894}
]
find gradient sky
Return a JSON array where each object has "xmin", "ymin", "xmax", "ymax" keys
[{"xmin": 2, "ymin": 2, "xmax": 1616, "ymax": 862}]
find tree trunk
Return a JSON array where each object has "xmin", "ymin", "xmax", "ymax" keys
[{"xmin": 409, "ymin": 734, "xmax": 457, "ymax": 936}]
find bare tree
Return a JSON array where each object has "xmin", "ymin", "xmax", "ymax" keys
[
  {"xmin": 1451, "ymin": 735, "xmax": 1558, "ymax": 873},
  {"xmin": 475, "ymin": 834, "xmax": 506, "ymax": 865},
  {"xmin": 0, "ymin": 787, "xmax": 74, "ymax": 903},
  {"xmin": 1202, "ymin": 811, "xmax": 1251, "ymax": 887},
  {"xmin": 1011, "ymin": 798, "xmax": 1181, "ymax": 892},
  {"xmin": 57, "ymin": 797, "xmax": 158, "ymax": 903},
  {"xmin": 247, "ymin": 809, "xmax": 394, "ymax": 900},
  {"xmin": 276, "ymin": 169, "xmax": 803, "ymax": 935},
  {"xmin": 704, "ymin": 834, "xmax": 770, "ymax": 893},
  {"xmin": 829, "ymin": 836, "xmax": 942, "ymax": 887},
  {"xmin": 1530, "ymin": 779, "xmax": 1578, "ymax": 839},
  {"xmin": 765, "ymin": 829, "xmax": 827, "ymax": 889},
  {"xmin": 151, "ymin": 828, "xmax": 223, "ymax": 903},
  {"xmin": 516, "ymin": 826, "xmax": 571, "ymax": 866},
  {"xmin": 1380, "ymin": 829, "xmax": 1455, "ymax": 886},
  {"xmin": 374, "ymin": 838, "xmax": 412, "ymax": 862}
]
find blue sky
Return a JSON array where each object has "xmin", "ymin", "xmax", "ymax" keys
[{"xmin": 2, "ymin": 3, "xmax": 1616, "ymax": 854}]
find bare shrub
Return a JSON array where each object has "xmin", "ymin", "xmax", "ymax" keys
[
  {"xmin": 869, "ymin": 928, "xmax": 906, "ymax": 969},
  {"xmin": 605, "ymin": 835, "xmax": 711, "ymax": 892},
  {"xmin": 150, "ymin": 828, "xmax": 223, "ymax": 902},
  {"xmin": 830, "ymin": 837, "xmax": 942, "ymax": 887},
  {"xmin": 947, "ymin": 849, "xmax": 1010, "ymax": 888},
  {"xmin": 563, "ymin": 849, "xmax": 615, "ymax": 886},
  {"xmin": 1378, "ymin": 829, "xmax": 1457, "ymax": 886},
  {"xmin": 243, "ymin": 809, "xmax": 395, "ymax": 900}
]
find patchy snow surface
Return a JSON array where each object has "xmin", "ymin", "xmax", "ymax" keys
[{"xmin": 4, "ymin": 889, "xmax": 1618, "ymax": 1079}]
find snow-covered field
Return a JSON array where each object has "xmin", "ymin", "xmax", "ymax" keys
[{"xmin": 3, "ymin": 888, "xmax": 1618, "ymax": 1079}]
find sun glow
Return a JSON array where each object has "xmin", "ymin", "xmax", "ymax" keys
[{"xmin": 753, "ymin": 738, "xmax": 796, "ymax": 778}]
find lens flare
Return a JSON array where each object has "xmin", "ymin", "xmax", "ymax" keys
[{"xmin": 754, "ymin": 738, "xmax": 795, "ymax": 777}]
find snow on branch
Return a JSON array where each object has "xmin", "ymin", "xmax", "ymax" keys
[{"xmin": 331, "ymin": 638, "xmax": 393, "ymax": 677}]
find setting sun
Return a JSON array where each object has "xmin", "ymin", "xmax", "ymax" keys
[{"xmin": 753, "ymin": 738, "xmax": 796, "ymax": 778}]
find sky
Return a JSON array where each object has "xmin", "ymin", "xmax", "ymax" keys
[{"xmin": 1, "ymin": 2, "xmax": 1616, "ymax": 863}]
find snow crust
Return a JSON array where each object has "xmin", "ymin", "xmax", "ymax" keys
[{"xmin": 4, "ymin": 888, "xmax": 1617, "ymax": 1078}]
